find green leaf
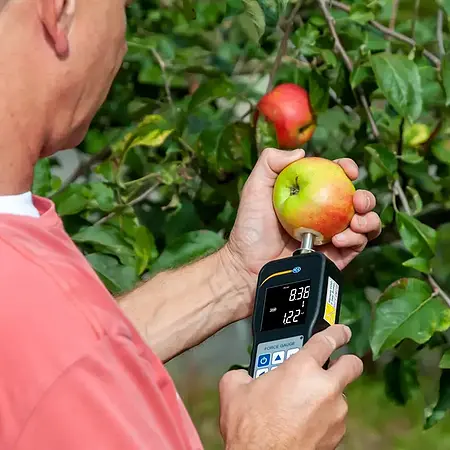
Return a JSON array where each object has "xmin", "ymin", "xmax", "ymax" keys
[
  {"xmin": 380, "ymin": 204, "xmax": 394, "ymax": 225},
  {"xmin": 370, "ymin": 278, "xmax": 450, "ymax": 359},
  {"xmin": 396, "ymin": 212, "xmax": 436, "ymax": 259},
  {"xmin": 256, "ymin": 0, "xmax": 289, "ymax": 27},
  {"xmin": 240, "ymin": 0, "xmax": 266, "ymax": 43},
  {"xmin": 432, "ymin": 138, "xmax": 450, "ymax": 165},
  {"xmin": 440, "ymin": 350, "xmax": 450, "ymax": 369},
  {"xmin": 150, "ymin": 230, "xmax": 226, "ymax": 274},
  {"xmin": 384, "ymin": 357, "xmax": 419, "ymax": 405},
  {"xmin": 365, "ymin": 144, "xmax": 398, "ymax": 177},
  {"xmin": 126, "ymin": 114, "xmax": 174, "ymax": 150},
  {"xmin": 371, "ymin": 52, "xmax": 422, "ymax": 123},
  {"xmin": 86, "ymin": 253, "xmax": 138, "ymax": 295},
  {"xmin": 431, "ymin": 223, "xmax": 450, "ymax": 292},
  {"xmin": 89, "ymin": 183, "xmax": 115, "ymax": 212},
  {"xmin": 442, "ymin": 54, "xmax": 450, "ymax": 107},
  {"xmin": 52, "ymin": 184, "xmax": 90, "ymax": 216},
  {"xmin": 402, "ymin": 257, "xmax": 430, "ymax": 274},
  {"xmin": 349, "ymin": 3, "xmax": 375, "ymax": 24},
  {"xmin": 438, "ymin": 0, "xmax": 450, "ymax": 17},
  {"xmin": 72, "ymin": 225, "xmax": 135, "ymax": 267},
  {"xmin": 308, "ymin": 71, "xmax": 329, "ymax": 113},
  {"xmin": 425, "ymin": 370, "xmax": 450, "ymax": 429},
  {"xmin": 134, "ymin": 226, "xmax": 158, "ymax": 275},
  {"xmin": 32, "ymin": 158, "xmax": 53, "ymax": 197},
  {"xmin": 350, "ymin": 65, "xmax": 372, "ymax": 89},
  {"xmin": 217, "ymin": 122, "xmax": 256, "ymax": 172},
  {"xmin": 188, "ymin": 79, "xmax": 235, "ymax": 111},
  {"xmin": 399, "ymin": 148, "xmax": 424, "ymax": 164},
  {"xmin": 406, "ymin": 186, "xmax": 423, "ymax": 215}
]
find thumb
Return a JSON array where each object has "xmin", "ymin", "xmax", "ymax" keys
[
  {"xmin": 247, "ymin": 148, "xmax": 305, "ymax": 188},
  {"xmin": 219, "ymin": 369, "xmax": 252, "ymax": 400}
]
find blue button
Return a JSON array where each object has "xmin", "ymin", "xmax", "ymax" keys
[
  {"xmin": 293, "ymin": 266, "xmax": 301, "ymax": 273},
  {"xmin": 257, "ymin": 354, "xmax": 270, "ymax": 367}
]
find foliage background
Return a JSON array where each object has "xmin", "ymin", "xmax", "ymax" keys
[{"xmin": 33, "ymin": 0, "xmax": 450, "ymax": 447}]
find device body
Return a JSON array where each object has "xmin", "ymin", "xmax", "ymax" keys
[{"xmin": 249, "ymin": 251, "xmax": 342, "ymax": 378}]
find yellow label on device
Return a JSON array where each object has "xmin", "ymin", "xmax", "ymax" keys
[{"xmin": 324, "ymin": 277, "xmax": 339, "ymax": 325}]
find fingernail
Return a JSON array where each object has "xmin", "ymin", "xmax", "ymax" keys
[
  {"xmin": 334, "ymin": 233, "xmax": 344, "ymax": 242},
  {"xmin": 343, "ymin": 325, "xmax": 352, "ymax": 340},
  {"xmin": 365, "ymin": 194, "xmax": 371, "ymax": 210},
  {"xmin": 358, "ymin": 216, "xmax": 367, "ymax": 227}
]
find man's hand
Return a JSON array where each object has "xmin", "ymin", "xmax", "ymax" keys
[
  {"xmin": 225, "ymin": 147, "xmax": 381, "ymax": 283},
  {"xmin": 219, "ymin": 325, "xmax": 362, "ymax": 450}
]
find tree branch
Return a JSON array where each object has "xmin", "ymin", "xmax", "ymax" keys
[
  {"xmin": 317, "ymin": 0, "xmax": 380, "ymax": 139},
  {"xmin": 411, "ymin": 0, "xmax": 421, "ymax": 40},
  {"xmin": 387, "ymin": 0, "xmax": 400, "ymax": 51},
  {"xmin": 437, "ymin": 8, "xmax": 445, "ymax": 58},
  {"xmin": 330, "ymin": 1, "xmax": 441, "ymax": 68},
  {"xmin": 51, "ymin": 146, "xmax": 112, "ymax": 198},
  {"xmin": 267, "ymin": 0, "xmax": 304, "ymax": 92},
  {"xmin": 95, "ymin": 182, "xmax": 161, "ymax": 226},
  {"xmin": 150, "ymin": 47, "xmax": 173, "ymax": 109}
]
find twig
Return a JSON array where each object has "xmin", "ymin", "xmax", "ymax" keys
[
  {"xmin": 411, "ymin": 0, "xmax": 420, "ymax": 40},
  {"xmin": 393, "ymin": 179, "xmax": 411, "ymax": 215},
  {"xmin": 389, "ymin": 0, "xmax": 400, "ymax": 32},
  {"xmin": 429, "ymin": 275, "xmax": 450, "ymax": 308},
  {"xmin": 317, "ymin": 0, "xmax": 380, "ymax": 139},
  {"xmin": 267, "ymin": 0, "xmax": 304, "ymax": 92},
  {"xmin": 51, "ymin": 147, "xmax": 112, "ymax": 198},
  {"xmin": 150, "ymin": 48, "xmax": 173, "ymax": 108},
  {"xmin": 95, "ymin": 183, "xmax": 161, "ymax": 226},
  {"xmin": 437, "ymin": 8, "xmax": 445, "ymax": 58},
  {"xmin": 330, "ymin": 1, "xmax": 441, "ymax": 68},
  {"xmin": 328, "ymin": 87, "xmax": 354, "ymax": 115}
]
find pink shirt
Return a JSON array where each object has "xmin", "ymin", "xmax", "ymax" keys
[{"xmin": 0, "ymin": 195, "xmax": 203, "ymax": 449}]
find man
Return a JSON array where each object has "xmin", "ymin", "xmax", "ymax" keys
[{"xmin": 0, "ymin": 0, "xmax": 382, "ymax": 449}]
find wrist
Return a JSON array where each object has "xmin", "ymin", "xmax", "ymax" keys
[{"xmin": 215, "ymin": 243, "xmax": 256, "ymax": 321}]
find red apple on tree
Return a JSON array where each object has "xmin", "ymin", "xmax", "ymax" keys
[
  {"xmin": 273, "ymin": 156, "xmax": 355, "ymax": 245},
  {"xmin": 255, "ymin": 83, "xmax": 316, "ymax": 150}
]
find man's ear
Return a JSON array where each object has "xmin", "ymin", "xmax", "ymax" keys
[{"xmin": 37, "ymin": 0, "xmax": 76, "ymax": 58}]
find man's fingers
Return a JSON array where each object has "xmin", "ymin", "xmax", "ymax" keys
[
  {"xmin": 256, "ymin": 147, "xmax": 305, "ymax": 180},
  {"xmin": 334, "ymin": 158, "xmax": 359, "ymax": 181},
  {"xmin": 299, "ymin": 325, "xmax": 352, "ymax": 367},
  {"xmin": 219, "ymin": 369, "xmax": 252, "ymax": 400},
  {"xmin": 349, "ymin": 211, "xmax": 381, "ymax": 238},
  {"xmin": 332, "ymin": 228, "xmax": 368, "ymax": 251},
  {"xmin": 327, "ymin": 354, "xmax": 364, "ymax": 391},
  {"xmin": 353, "ymin": 190, "xmax": 377, "ymax": 214}
]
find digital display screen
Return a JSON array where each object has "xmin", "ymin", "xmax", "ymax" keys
[{"xmin": 261, "ymin": 279, "xmax": 311, "ymax": 332}]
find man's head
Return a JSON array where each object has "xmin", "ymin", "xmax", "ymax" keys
[{"xmin": 1, "ymin": 0, "xmax": 129, "ymax": 157}]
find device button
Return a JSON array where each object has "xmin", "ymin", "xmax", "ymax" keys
[
  {"xmin": 271, "ymin": 351, "xmax": 285, "ymax": 365},
  {"xmin": 256, "ymin": 368, "xmax": 269, "ymax": 378},
  {"xmin": 257, "ymin": 354, "xmax": 271, "ymax": 367},
  {"xmin": 286, "ymin": 348, "xmax": 300, "ymax": 359}
]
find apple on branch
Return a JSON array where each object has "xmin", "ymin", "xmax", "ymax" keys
[
  {"xmin": 255, "ymin": 83, "xmax": 317, "ymax": 149},
  {"xmin": 273, "ymin": 157, "xmax": 355, "ymax": 245}
]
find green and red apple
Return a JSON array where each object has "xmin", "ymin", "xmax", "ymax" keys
[
  {"xmin": 273, "ymin": 157, "xmax": 355, "ymax": 245},
  {"xmin": 255, "ymin": 83, "xmax": 316, "ymax": 149}
]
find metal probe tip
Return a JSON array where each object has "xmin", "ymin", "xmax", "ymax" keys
[{"xmin": 295, "ymin": 232, "xmax": 316, "ymax": 255}]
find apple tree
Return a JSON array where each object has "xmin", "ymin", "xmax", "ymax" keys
[{"xmin": 33, "ymin": 0, "xmax": 450, "ymax": 429}]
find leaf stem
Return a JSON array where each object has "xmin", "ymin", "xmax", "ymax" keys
[
  {"xmin": 437, "ymin": 8, "xmax": 446, "ymax": 58},
  {"xmin": 123, "ymin": 172, "xmax": 159, "ymax": 187},
  {"xmin": 330, "ymin": 1, "xmax": 441, "ymax": 68},
  {"xmin": 411, "ymin": 0, "xmax": 421, "ymax": 40}
]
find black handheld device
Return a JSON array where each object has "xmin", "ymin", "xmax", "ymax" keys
[{"xmin": 248, "ymin": 232, "xmax": 343, "ymax": 378}]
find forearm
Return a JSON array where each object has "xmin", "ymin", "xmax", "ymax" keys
[{"xmin": 119, "ymin": 245, "xmax": 255, "ymax": 363}]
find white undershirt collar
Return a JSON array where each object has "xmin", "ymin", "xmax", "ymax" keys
[{"xmin": 0, "ymin": 191, "xmax": 40, "ymax": 218}]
